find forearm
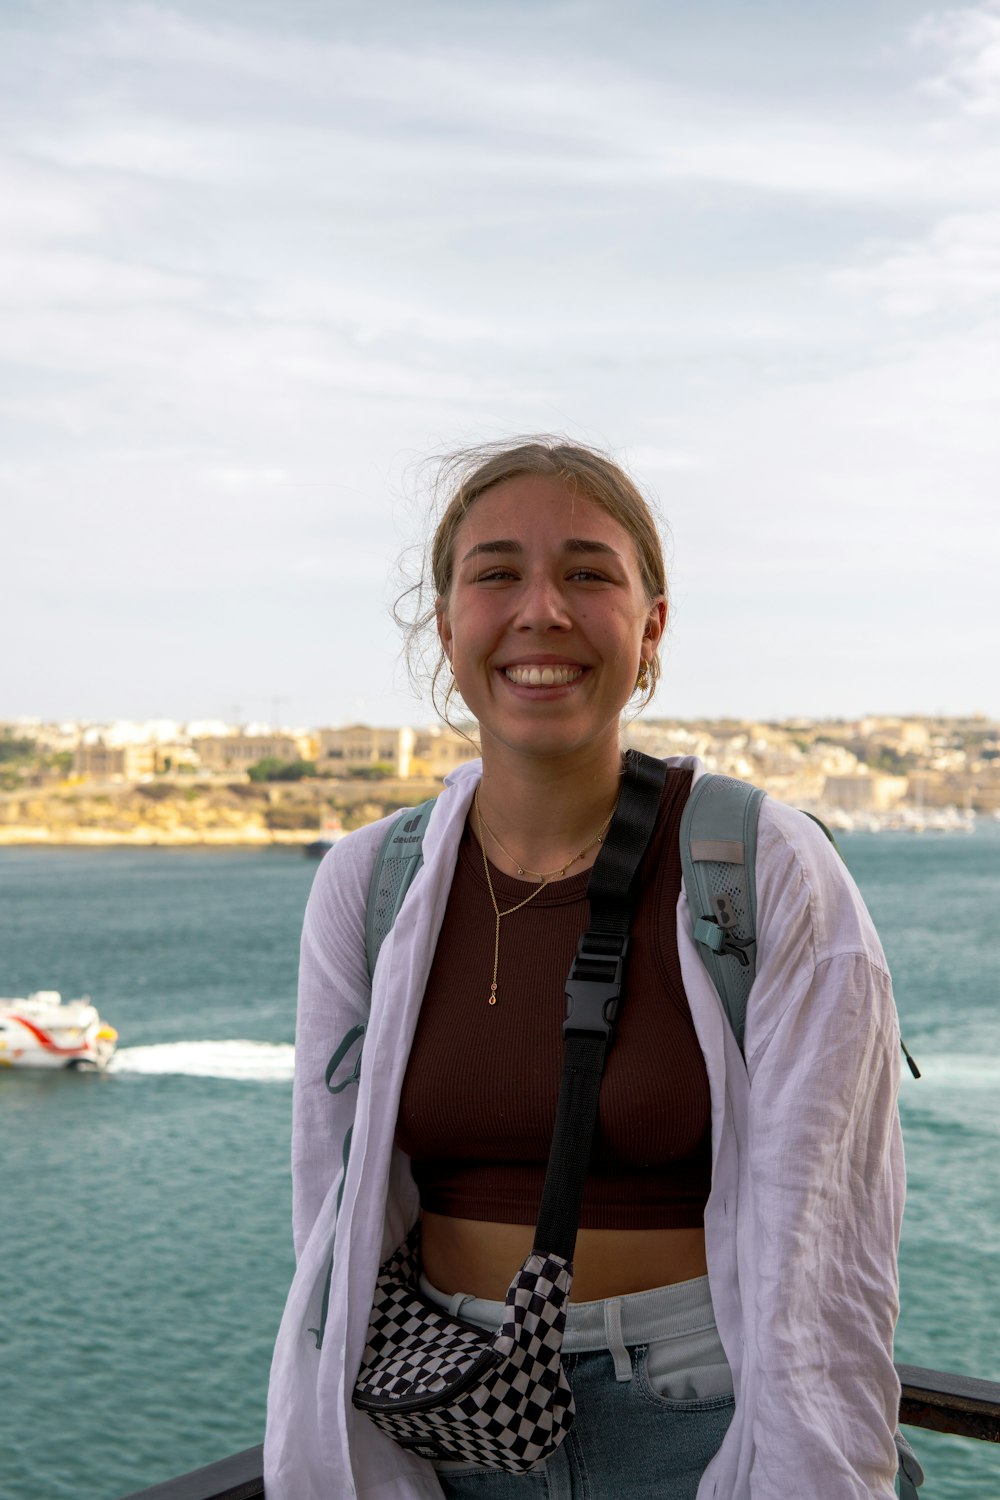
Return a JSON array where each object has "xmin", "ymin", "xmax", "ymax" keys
[{"xmin": 746, "ymin": 952, "xmax": 903, "ymax": 1497}]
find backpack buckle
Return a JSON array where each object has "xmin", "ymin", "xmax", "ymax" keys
[
  {"xmin": 693, "ymin": 916, "xmax": 755, "ymax": 968},
  {"xmin": 719, "ymin": 932, "xmax": 754, "ymax": 967}
]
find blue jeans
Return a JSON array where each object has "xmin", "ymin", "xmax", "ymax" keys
[{"xmin": 425, "ymin": 1275, "xmax": 734, "ymax": 1500}]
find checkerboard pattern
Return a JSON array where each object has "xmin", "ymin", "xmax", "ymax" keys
[{"xmin": 353, "ymin": 1228, "xmax": 576, "ymax": 1472}]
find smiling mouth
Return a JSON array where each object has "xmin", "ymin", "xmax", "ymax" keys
[{"xmin": 503, "ymin": 665, "xmax": 583, "ymax": 687}]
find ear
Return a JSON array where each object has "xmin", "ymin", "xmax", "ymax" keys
[
  {"xmin": 435, "ymin": 597, "xmax": 453, "ymax": 664},
  {"xmin": 641, "ymin": 597, "xmax": 667, "ymax": 660}
]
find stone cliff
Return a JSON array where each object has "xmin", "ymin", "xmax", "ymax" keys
[{"xmin": 0, "ymin": 778, "xmax": 438, "ymax": 845}]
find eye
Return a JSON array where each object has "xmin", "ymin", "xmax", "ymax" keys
[
  {"xmin": 474, "ymin": 566, "xmax": 518, "ymax": 583},
  {"xmin": 568, "ymin": 567, "xmax": 611, "ymax": 583}
]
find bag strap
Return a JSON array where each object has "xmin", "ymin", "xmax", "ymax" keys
[
  {"xmin": 680, "ymin": 774, "xmax": 920, "ymax": 1078},
  {"xmin": 679, "ymin": 774, "xmax": 765, "ymax": 1058},
  {"xmin": 365, "ymin": 799, "xmax": 437, "ymax": 979},
  {"xmin": 532, "ymin": 750, "xmax": 666, "ymax": 1260}
]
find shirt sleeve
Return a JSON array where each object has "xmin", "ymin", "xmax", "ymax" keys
[
  {"xmin": 290, "ymin": 818, "xmax": 392, "ymax": 1259},
  {"xmin": 743, "ymin": 803, "xmax": 904, "ymax": 1499}
]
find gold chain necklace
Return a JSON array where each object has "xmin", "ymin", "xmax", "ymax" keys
[
  {"xmin": 475, "ymin": 798, "xmax": 614, "ymax": 880},
  {"xmin": 475, "ymin": 788, "xmax": 617, "ymax": 1006}
]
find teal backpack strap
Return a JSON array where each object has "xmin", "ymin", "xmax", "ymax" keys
[
  {"xmin": 894, "ymin": 1429, "xmax": 925, "ymax": 1498},
  {"xmin": 679, "ymin": 774, "xmax": 765, "ymax": 1058},
  {"xmin": 364, "ymin": 798, "xmax": 437, "ymax": 981},
  {"xmin": 311, "ymin": 798, "xmax": 436, "ymax": 1348}
]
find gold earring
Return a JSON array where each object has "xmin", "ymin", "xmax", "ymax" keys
[{"xmin": 635, "ymin": 659, "xmax": 650, "ymax": 692}]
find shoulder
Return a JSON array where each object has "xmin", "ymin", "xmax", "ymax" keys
[
  {"xmin": 306, "ymin": 768, "xmax": 478, "ymax": 933},
  {"xmin": 742, "ymin": 795, "xmax": 899, "ymax": 1089},
  {"xmin": 307, "ymin": 813, "xmax": 398, "ymax": 909},
  {"xmin": 671, "ymin": 761, "xmax": 884, "ymax": 972},
  {"xmin": 755, "ymin": 796, "xmax": 888, "ymax": 976},
  {"xmin": 301, "ymin": 811, "xmax": 408, "ymax": 976}
]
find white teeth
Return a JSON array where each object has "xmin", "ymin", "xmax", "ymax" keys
[{"xmin": 504, "ymin": 665, "xmax": 582, "ymax": 687}]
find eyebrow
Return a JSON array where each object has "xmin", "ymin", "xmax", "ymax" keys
[{"xmin": 460, "ymin": 538, "xmax": 623, "ymax": 564}]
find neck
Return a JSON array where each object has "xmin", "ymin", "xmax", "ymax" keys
[{"xmin": 474, "ymin": 736, "xmax": 626, "ymax": 877}]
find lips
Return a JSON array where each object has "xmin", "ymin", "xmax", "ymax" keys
[{"xmin": 503, "ymin": 664, "xmax": 583, "ymax": 687}]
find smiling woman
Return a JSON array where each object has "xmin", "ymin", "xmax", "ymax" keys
[
  {"xmin": 265, "ymin": 438, "xmax": 906, "ymax": 1500},
  {"xmin": 412, "ymin": 443, "xmax": 669, "ymax": 726},
  {"xmin": 436, "ymin": 471, "xmax": 665, "ymax": 778}
]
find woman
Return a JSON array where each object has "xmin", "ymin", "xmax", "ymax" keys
[{"xmin": 265, "ymin": 439, "xmax": 904, "ymax": 1499}]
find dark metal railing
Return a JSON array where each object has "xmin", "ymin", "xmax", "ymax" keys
[
  {"xmin": 117, "ymin": 1362, "xmax": 1000, "ymax": 1500},
  {"xmin": 897, "ymin": 1362, "xmax": 1000, "ymax": 1445},
  {"xmin": 118, "ymin": 1445, "xmax": 264, "ymax": 1500}
]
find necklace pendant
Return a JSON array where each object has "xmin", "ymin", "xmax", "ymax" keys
[{"xmin": 488, "ymin": 982, "xmax": 498, "ymax": 1006}]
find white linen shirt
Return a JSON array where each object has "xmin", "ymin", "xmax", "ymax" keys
[{"xmin": 265, "ymin": 756, "xmax": 904, "ymax": 1499}]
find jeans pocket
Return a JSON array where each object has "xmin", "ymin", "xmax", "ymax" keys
[
  {"xmin": 633, "ymin": 1338, "xmax": 735, "ymax": 1410},
  {"xmin": 435, "ymin": 1462, "xmax": 549, "ymax": 1496}
]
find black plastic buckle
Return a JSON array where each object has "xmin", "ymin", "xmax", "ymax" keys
[
  {"xmin": 719, "ymin": 932, "xmax": 754, "ymax": 968},
  {"xmin": 563, "ymin": 933, "xmax": 629, "ymax": 1038}
]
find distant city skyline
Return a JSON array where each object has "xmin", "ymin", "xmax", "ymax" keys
[
  {"xmin": 2, "ymin": 1, "xmax": 997, "ymax": 726},
  {"xmin": 5, "ymin": 707, "xmax": 997, "ymax": 741}
]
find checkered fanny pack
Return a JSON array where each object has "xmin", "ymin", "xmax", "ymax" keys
[
  {"xmin": 353, "ymin": 1224, "xmax": 575, "ymax": 1471},
  {"xmin": 352, "ymin": 752, "xmax": 666, "ymax": 1473}
]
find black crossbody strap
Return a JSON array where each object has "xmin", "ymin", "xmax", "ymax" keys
[{"xmin": 532, "ymin": 750, "xmax": 666, "ymax": 1260}]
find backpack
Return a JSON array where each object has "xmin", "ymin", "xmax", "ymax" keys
[
  {"xmin": 364, "ymin": 775, "xmax": 766, "ymax": 1050},
  {"xmin": 365, "ymin": 772, "xmax": 920, "ymax": 1078},
  {"xmin": 360, "ymin": 770, "xmax": 923, "ymax": 1495}
]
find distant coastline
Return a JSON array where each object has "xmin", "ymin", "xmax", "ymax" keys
[
  {"xmin": 3, "ymin": 713, "xmax": 998, "ymax": 845},
  {"xmin": 0, "ymin": 827, "xmax": 312, "ymax": 847},
  {"xmin": 0, "ymin": 778, "xmax": 433, "ymax": 848}
]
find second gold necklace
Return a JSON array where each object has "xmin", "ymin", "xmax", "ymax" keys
[{"xmin": 475, "ymin": 788, "xmax": 617, "ymax": 1005}]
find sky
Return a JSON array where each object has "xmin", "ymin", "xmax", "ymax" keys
[{"xmin": 2, "ymin": 0, "xmax": 998, "ymax": 730}]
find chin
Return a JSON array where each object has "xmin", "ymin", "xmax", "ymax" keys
[{"xmin": 480, "ymin": 718, "xmax": 622, "ymax": 764}]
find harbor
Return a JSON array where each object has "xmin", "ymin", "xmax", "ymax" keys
[{"xmin": 3, "ymin": 827, "xmax": 998, "ymax": 1498}]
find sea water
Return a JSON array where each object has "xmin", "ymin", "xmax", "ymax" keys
[{"xmin": 1, "ymin": 830, "xmax": 998, "ymax": 1499}]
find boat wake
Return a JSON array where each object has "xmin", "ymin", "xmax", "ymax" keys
[
  {"xmin": 99, "ymin": 1046, "xmax": 1000, "ymax": 1091},
  {"xmin": 108, "ymin": 1040, "xmax": 295, "ymax": 1082},
  {"xmin": 914, "ymin": 1053, "xmax": 1000, "ymax": 1090},
  {"xmin": 902, "ymin": 1052, "xmax": 1000, "ymax": 1135}
]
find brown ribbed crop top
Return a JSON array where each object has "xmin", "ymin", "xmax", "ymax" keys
[{"xmin": 395, "ymin": 767, "xmax": 711, "ymax": 1230}]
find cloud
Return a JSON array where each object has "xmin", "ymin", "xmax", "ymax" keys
[
  {"xmin": 10, "ymin": 5, "xmax": 993, "ymax": 210},
  {"xmin": 0, "ymin": 155, "xmax": 106, "ymax": 241},
  {"xmin": 0, "ymin": 244, "xmax": 201, "ymax": 309},
  {"xmin": 835, "ymin": 211, "xmax": 1000, "ymax": 316},
  {"xmin": 203, "ymin": 465, "xmax": 289, "ymax": 492},
  {"xmin": 2, "ymin": 1, "xmax": 998, "ymax": 722},
  {"xmin": 622, "ymin": 444, "xmax": 708, "ymax": 476},
  {"xmin": 26, "ymin": 121, "xmax": 252, "ymax": 184},
  {"xmin": 914, "ymin": 2, "xmax": 1000, "ymax": 116}
]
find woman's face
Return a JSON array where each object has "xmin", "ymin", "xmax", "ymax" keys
[{"xmin": 436, "ymin": 474, "xmax": 665, "ymax": 765}]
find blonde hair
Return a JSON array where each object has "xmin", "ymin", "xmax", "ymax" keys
[{"xmin": 397, "ymin": 437, "xmax": 669, "ymax": 722}]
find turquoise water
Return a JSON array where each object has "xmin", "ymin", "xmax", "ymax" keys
[{"xmin": 2, "ymin": 831, "xmax": 998, "ymax": 1499}]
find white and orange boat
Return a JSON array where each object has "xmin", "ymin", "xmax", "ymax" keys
[{"xmin": 0, "ymin": 991, "xmax": 118, "ymax": 1070}]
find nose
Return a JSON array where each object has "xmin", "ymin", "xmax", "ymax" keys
[{"xmin": 513, "ymin": 573, "xmax": 572, "ymax": 631}]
